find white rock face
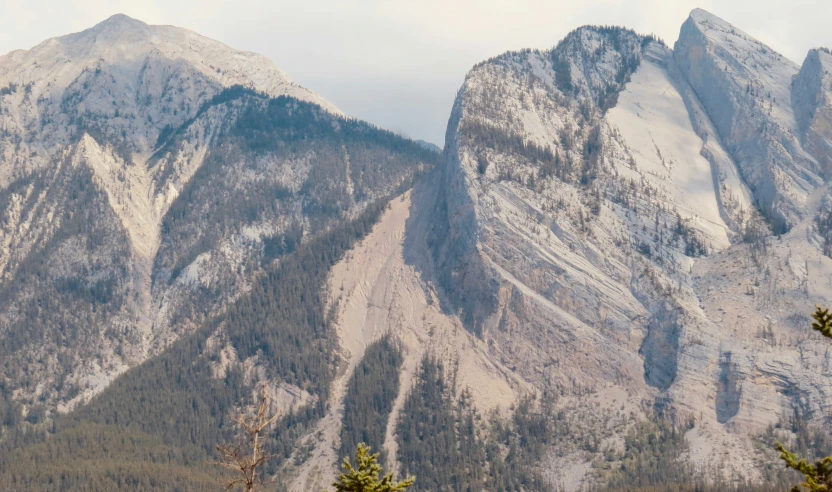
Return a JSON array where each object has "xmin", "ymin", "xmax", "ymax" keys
[
  {"xmin": 674, "ymin": 9, "xmax": 823, "ymax": 232},
  {"xmin": 321, "ymin": 10, "xmax": 832, "ymax": 487},
  {"xmin": 793, "ymin": 48, "xmax": 832, "ymax": 175}
]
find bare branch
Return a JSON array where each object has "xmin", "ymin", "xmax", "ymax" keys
[{"xmin": 213, "ymin": 384, "xmax": 282, "ymax": 491}]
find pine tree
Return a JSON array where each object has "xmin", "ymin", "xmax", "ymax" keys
[
  {"xmin": 811, "ymin": 307, "xmax": 832, "ymax": 339},
  {"xmin": 330, "ymin": 443, "xmax": 415, "ymax": 492},
  {"xmin": 777, "ymin": 307, "xmax": 832, "ymax": 492},
  {"xmin": 777, "ymin": 444, "xmax": 832, "ymax": 492}
]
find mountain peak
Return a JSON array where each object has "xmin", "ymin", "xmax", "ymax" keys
[
  {"xmin": 86, "ymin": 13, "xmax": 152, "ymax": 39},
  {"xmin": 812, "ymin": 47, "xmax": 832, "ymax": 64},
  {"xmin": 95, "ymin": 13, "xmax": 147, "ymax": 28},
  {"xmin": 686, "ymin": 8, "xmax": 745, "ymax": 37},
  {"xmin": 688, "ymin": 8, "xmax": 719, "ymax": 21}
]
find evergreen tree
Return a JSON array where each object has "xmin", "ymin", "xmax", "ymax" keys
[
  {"xmin": 810, "ymin": 307, "xmax": 832, "ymax": 339},
  {"xmin": 330, "ymin": 443, "xmax": 415, "ymax": 492},
  {"xmin": 340, "ymin": 335, "xmax": 403, "ymax": 464},
  {"xmin": 777, "ymin": 444, "xmax": 832, "ymax": 492}
]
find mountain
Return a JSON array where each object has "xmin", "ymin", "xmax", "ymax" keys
[
  {"xmin": 1, "ymin": 9, "xmax": 832, "ymax": 492},
  {"xmin": 674, "ymin": 9, "xmax": 823, "ymax": 233},
  {"xmin": 419, "ymin": 9, "xmax": 831, "ymax": 488},
  {"xmin": 284, "ymin": 9, "xmax": 831, "ymax": 491},
  {"xmin": 0, "ymin": 14, "xmax": 436, "ymax": 486},
  {"xmin": 414, "ymin": 139, "xmax": 442, "ymax": 153}
]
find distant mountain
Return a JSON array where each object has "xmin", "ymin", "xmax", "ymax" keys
[
  {"xmin": 2, "ymin": 9, "xmax": 832, "ymax": 492},
  {"xmin": 414, "ymin": 139, "xmax": 442, "ymax": 153},
  {"xmin": 0, "ymin": 14, "xmax": 436, "ymax": 489}
]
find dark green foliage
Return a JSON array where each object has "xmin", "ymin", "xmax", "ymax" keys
[
  {"xmin": 0, "ymin": 380, "xmax": 21, "ymax": 429},
  {"xmin": 458, "ymin": 116, "xmax": 606, "ymax": 193},
  {"xmin": 340, "ymin": 335, "xmax": 404, "ymax": 463},
  {"xmin": 0, "ymin": 83, "xmax": 17, "ymax": 96},
  {"xmin": 155, "ymin": 88, "xmax": 435, "ymax": 286},
  {"xmin": 553, "ymin": 53, "xmax": 573, "ymax": 93},
  {"xmin": 262, "ymin": 222, "xmax": 304, "ymax": 263},
  {"xmin": 673, "ymin": 213, "xmax": 709, "ymax": 257},
  {"xmin": 601, "ymin": 419, "xmax": 691, "ymax": 489},
  {"xmin": 756, "ymin": 407, "xmax": 832, "ymax": 489},
  {"xmin": 0, "ymin": 160, "xmax": 132, "ymax": 406},
  {"xmin": 812, "ymin": 307, "xmax": 832, "ymax": 339},
  {"xmin": 641, "ymin": 33, "xmax": 666, "ymax": 48},
  {"xmin": 223, "ymin": 199, "xmax": 392, "ymax": 398},
  {"xmin": 486, "ymin": 396, "xmax": 557, "ymax": 491},
  {"xmin": 396, "ymin": 356, "xmax": 549, "ymax": 492},
  {"xmin": 591, "ymin": 417, "xmax": 781, "ymax": 491},
  {"xmin": 332, "ymin": 443, "xmax": 415, "ymax": 492},
  {"xmin": 778, "ymin": 444, "xmax": 832, "ymax": 491},
  {"xmin": 0, "ymin": 198, "xmax": 394, "ymax": 490},
  {"xmin": 476, "ymin": 154, "xmax": 489, "ymax": 175},
  {"xmin": 788, "ymin": 408, "xmax": 832, "ymax": 460},
  {"xmin": 0, "ymin": 423, "xmax": 220, "ymax": 491},
  {"xmin": 581, "ymin": 123, "xmax": 603, "ymax": 185},
  {"xmin": 0, "ymin": 76, "xmax": 434, "ymax": 488},
  {"xmin": 460, "ymin": 120, "xmax": 561, "ymax": 185},
  {"xmin": 396, "ymin": 356, "xmax": 489, "ymax": 491},
  {"xmin": 154, "ymin": 123, "xmax": 176, "ymax": 149},
  {"xmin": 549, "ymin": 25, "xmax": 645, "ymax": 112},
  {"xmin": 594, "ymin": 483, "xmax": 779, "ymax": 492}
]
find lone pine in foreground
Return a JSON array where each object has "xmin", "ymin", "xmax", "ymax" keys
[{"xmin": 331, "ymin": 443, "xmax": 414, "ymax": 492}]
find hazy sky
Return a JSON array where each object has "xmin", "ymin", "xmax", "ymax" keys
[{"xmin": 2, "ymin": 1, "xmax": 831, "ymax": 145}]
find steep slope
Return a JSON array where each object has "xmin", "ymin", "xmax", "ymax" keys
[
  {"xmin": 0, "ymin": 16, "xmax": 435, "ymax": 425},
  {"xmin": 0, "ymin": 14, "xmax": 337, "ymax": 176},
  {"xmin": 303, "ymin": 12, "xmax": 832, "ymax": 491},
  {"xmin": 0, "ymin": 16, "xmax": 438, "ymax": 490},
  {"xmin": 793, "ymin": 48, "xmax": 832, "ymax": 176},
  {"xmin": 425, "ymin": 27, "xmax": 767, "ymax": 484},
  {"xmin": 674, "ymin": 9, "xmax": 823, "ymax": 232}
]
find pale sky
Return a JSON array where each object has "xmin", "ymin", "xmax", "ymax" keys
[{"xmin": 1, "ymin": 0, "xmax": 830, "ymax": 146}]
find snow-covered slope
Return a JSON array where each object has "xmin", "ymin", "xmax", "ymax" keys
[{"xmin": 0, "ymin": 15, "xmax": 338, "ymax": 184}]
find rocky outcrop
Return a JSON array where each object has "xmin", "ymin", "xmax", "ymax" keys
[
  {"xmin": 674, "ymin": 9, "xmax": 823, "ymax": 232},
  {"xmin": 416, "ymin": 10, "xmax": 832, "ymax": 485},
  {"xmin": 793, "ymin": 48, "xmax": 832, "ymax": 176}
]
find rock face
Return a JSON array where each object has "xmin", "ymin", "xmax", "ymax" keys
[
  {"xmin": 361, "ymin": 9, "xmax": 832, "ymax": 487},
  {"xmin": 674, "ymin": 9, "xmax": 823, "ymax": 232},
  {"xmin": 0, "ymin": 15, "xmax": 434, "ymax": 415},
  {"xmin": 793, "ymin": 48, "xmax": 832, "ymax": 176}
]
